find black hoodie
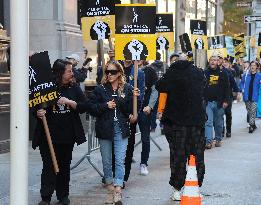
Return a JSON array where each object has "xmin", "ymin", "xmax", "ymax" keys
[{"xmin": 155, "ymin": 60, "xmax": 206, "ymax": 127}]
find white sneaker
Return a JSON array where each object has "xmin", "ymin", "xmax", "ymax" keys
[
  {"xmin": 140, "ymin": 164, "xmax": 149, "ymax": 176},
  {"xmin": 170, "ymin": 187, "xmax": 181, "ymax": 201}
]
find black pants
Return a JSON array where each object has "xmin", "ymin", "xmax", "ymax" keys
[
  {"xmin": 124, "ymin": 122, "xmax": 137, "ymax": 182},
  {"xmin": 164, "ymin": 124, "xmax": 205, "ymax": 190},
  {"xmin": 224, "ymin": 101, "xmax": 232, "ymax": 133},
  {"xmin": 39, "ymin": 142, "xmax": 74, "ymax": 201}
]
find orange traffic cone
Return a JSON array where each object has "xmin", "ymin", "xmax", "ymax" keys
[{"xmin": 180, "ymin": 155, "xmax": 202, "ymax": 205}]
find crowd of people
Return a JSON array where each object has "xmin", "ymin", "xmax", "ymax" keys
[{"xmin": 33, "ymin": 49, "xmax": 261, "ymax": 205}]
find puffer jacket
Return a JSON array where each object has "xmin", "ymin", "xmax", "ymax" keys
[{"xmin": 82, "ymin": 83, "xmax": 133, "ymax": 140}]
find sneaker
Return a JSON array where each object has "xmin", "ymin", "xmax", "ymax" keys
[
  {"xmin": 253, "ymin": 124, "xmax": 257, "ymax": 130},
  {"xmin": 247, "ymin": 124, "xmax": 250, "ymax": 128},
  {"xmin": 105, "ymin": 184, "xmax": 114, "ymax": 204},
  {"xmin": 114, "ymin": 191, "xmax": 122, "ymax": 205},
  {"xmin": 205, "ymin": 143, "xmax": 212, "ymax": 149},
  {"xmin": 226, "ymin": 132, "xmax": 231, "ymax": 138},
  {"xmin": 140, "ymin": 164, "xmax": 149, "ymax": 176},
  {"xmin": 170, "ymin": 187, "xmax": 181, "ymax": 201},
  {"xmin": 249, "ymin": 126, "xmax": 254, "ymax": 133},
  {"xmin": 215, "ymin": 141, "xmax": 222, "ymax": 147},
  {"xmin": 38, "ymin": 201, "xmax": 50, "ymax": 205}
]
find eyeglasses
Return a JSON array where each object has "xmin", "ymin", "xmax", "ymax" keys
[{"xmin": 105, "ymin": 70, "xmax": 118, "ymax": 75}]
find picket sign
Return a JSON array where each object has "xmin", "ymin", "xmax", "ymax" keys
[{"xmin": 29, "ymin": 51, "xmax": 60, "ymax": 174}]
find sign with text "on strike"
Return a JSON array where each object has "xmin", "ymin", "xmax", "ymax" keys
[{"xmin": 29, "ymin": 51, "xmax": 58, "ymax": 109}]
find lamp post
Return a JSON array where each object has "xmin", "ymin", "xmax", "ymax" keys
[{"xmin": 10, "ymin": 0, "xmax": 29, "ymax": 204}]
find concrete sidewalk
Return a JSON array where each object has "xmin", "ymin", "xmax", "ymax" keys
[{"xmin": 1, "ymin": 102, "xmax": 261, "ymax": 205}]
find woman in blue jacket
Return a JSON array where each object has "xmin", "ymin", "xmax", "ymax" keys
[
  {"xmin": 86, "ymin": 61, "xmax": 139, "ymax": 204},
  {"xmin": 240, "ymin": 61, "xmax": 261, "ymax": 133}
]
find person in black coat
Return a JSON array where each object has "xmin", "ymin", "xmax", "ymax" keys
[
  {"xmin": 155, "ymin": 58, "xmax": 206, "ymax": 201},
  {"xmin": 85, "ymin": 61, "xmax": 139, "ymax": 204},
  {"xmin": 34, "ymin": 59, "xmax": 88, "ymax": 205}
]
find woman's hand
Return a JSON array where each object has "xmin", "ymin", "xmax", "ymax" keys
[
  {"xmin": 158, "ymin": 112, "xmax": 163, "ymax": 120},
  {"xmin": 133, "ymin": 88, "xmax": 140, "ymax": 97},
  {"xmin": 58, "ymin": 97, "xmax": 77, "ymax": 109},
  {"xmin": 129, "ymin": 114, "xmax": 137, "ymax": 123},
  {"xmin": 107, "ymin": 99, "xmax": 116, "ymax": 109},
  {"xmin": 58, "ymin": 97, "xmax": 69, "ymax": 105},
  {"xmin": 143, "ymin": 106, "xmax": 152, "ymax": 115},
  {"xmin": 37, "ymin": 109, "xmax": 46, "ymax": 119}
]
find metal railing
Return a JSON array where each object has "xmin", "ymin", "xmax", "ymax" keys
[
  {"xmin": 71, "ymin": 115, "xmax": 103, "ymax": 177},
  {"xmin": 71, "ymin": 115, "xmax": 163, "ymax": 175}
]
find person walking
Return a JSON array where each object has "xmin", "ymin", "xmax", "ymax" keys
[
  {"xmin": 155, "ymin": 57, "xmax": 206, "ymax": 201},
  {"xmin": 240, "ymin": 61, "xmax": 261, "ymax": 133},
  {"xmin": 34, "ymin": 59, "xmax": 88, "ymax": 205},
  {"xmin": 87, "ymin": 61, "xmax": 139, "ymax": 204},
  {"xmin": 139, "ymin": 61, "xmax": 158, "ymax": 174},
  {"xmin": 149, "ymin": 52, "xmax": 167, "ymax": 132},
  {"xmin": 204, "ymin": 55, "xmax": 230, "ymax": 149},
  {"xmin": 222, "ymin": 57, "xmax": 240, "ymax": 138}
]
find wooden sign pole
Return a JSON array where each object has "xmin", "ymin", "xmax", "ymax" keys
[
  {"xmin": 133, "ymin": 60, "xmax": 138, "ymax": 121},
  {"xmin": 165, "ymin": 49, "xmax": 168, "ymax": 72},
  {"xmin": 42, "ymin": 115, "xmax": 59, "ymax": 174},
  {"xmin": 108, "ymin": 37, "xmax": 113, "ymax": 51},
  {"xmin": 99, "ymin": 39, "xmax": 106, "ymax": 70}
]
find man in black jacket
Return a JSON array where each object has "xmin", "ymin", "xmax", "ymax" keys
[
  {"xmin": 204, "ymin": 55, "xmax": 230, "ymax": 148},
  {"xmin": 156, "ymin": 58, "xmax": 206, "ymax": 201}
]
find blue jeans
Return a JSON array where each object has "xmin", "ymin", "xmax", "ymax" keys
[
  {"xmin": 205, "ymin": 101, "xmax": 225, "ymax": 143},
  {"xmin": 150, "ymin": 99, "xmax": 159, "ymax": 129},
  {"xmin": 99, "ymin": 122, "xmax": 128, "ymax": 187},
  {"xmin": 138, "ymin": 112, "xmax": 151, "ymax": 166}
]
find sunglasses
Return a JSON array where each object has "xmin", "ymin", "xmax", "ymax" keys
[{"xmin": 105, "ymin": 70, "xmax": 118, "ymax": 75}]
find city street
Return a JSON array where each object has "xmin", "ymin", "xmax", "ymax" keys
[{"xmin": 1, "ymin": 102, "xmax": 261, "ymax": 205}]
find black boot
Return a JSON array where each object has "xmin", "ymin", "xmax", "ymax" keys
[
  {"xmin": 56, "ymin": 197, "xmax": 70, "ymax": 205},
  {"xmin": 226, "ymin": 132, "xmax": 231, "ymax": 138},
  {"xmin": 38, "ymin": 200, "xmax": 50, "ymax": 205},
  {"xmin": 249, "ymin": 126, "xmax": 254, "ymax": 133}
]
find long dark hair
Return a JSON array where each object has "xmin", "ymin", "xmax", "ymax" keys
[
  {"xmin": 250, "ymin": 61, "xmax": 259, "ymax": 68},
  {"xmin": 52, "ymin": 59, "xmax": 74, "ymax": 87},
  {"xmin": 101, "ymin": 60, "xmax": 126, "ymax": 93}
]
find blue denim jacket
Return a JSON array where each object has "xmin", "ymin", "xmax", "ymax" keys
[{"xmin": 240, "ymin": 72, "xmax": 261, "ymax": 102}]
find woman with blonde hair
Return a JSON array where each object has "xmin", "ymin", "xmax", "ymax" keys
[{"xmin": 86, "ymin": 60, "xmax": 139, "ymax": 204}]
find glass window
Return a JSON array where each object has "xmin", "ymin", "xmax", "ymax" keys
[
  {"xmin": 167, "ymin": 0, "xmax": 175, "ymax": 13},
  {"xmin": 185, "ymin": 0, "xmax": 196, "ymax": 34},
  {"xmin": 197, "ymin": 0, "xmax": 206, "ymax": 20}
]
